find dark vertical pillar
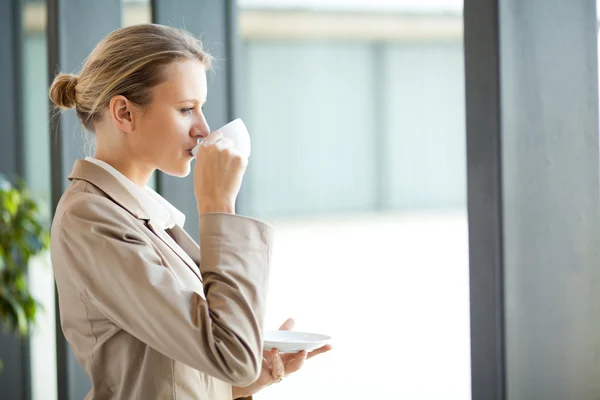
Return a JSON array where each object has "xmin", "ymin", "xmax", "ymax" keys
[
  {"xmin": 0, "ymin": 1, "xmax": 29, "ymax": 399},
  {"xmin": 152, "ymin": 0, "xmax": 241, "ymax": 238},
  {"xmin": 464, "ymin": 1, "xmax": 505, "ymax": 397},
  {"xmin": 0, "ymin": 0, "xmax": 24, "ymax": 179},
  {"xmin": 465, "ymin": 0, "xmax": 600, "ymax": 399},
  {"xmin": 47, "ymin": 1, "xmax": 122, "ymax": 399}
]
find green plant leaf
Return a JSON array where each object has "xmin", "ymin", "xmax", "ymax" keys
[
  {"xmin": 6, "ymin": 190, "xmax": 21, "ymax": 216},
  {"xmin": 0, "ymin": 175, "xmax": 48, "ymax": 337},
  {"xmin": 9, "ymin": 297, "xmax": 28, "ymax": 335},
  {"xmin": 0, "ymin": 295, "xmax": 21, "ymax": 334}
]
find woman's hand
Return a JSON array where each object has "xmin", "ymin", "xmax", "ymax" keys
[
  {"xmin": 232, "ymin": 318, "xmax": 333, "ymax": 399},
  {"xmin": 193, "ymin": 131, "xmax": 248, "ymax": 214}
]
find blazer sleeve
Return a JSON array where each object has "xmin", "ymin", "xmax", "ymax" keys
[{"xmin": 56, "ymin": 193, "xmax": 273, "ymax": 387}]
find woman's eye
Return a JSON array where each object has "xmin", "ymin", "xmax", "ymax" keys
[{"xmin": 180, "ymin": 107, "xmax": 194, "ymax": 115}]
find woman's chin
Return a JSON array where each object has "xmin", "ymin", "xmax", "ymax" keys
[{"xmin": 160, "ymin": 160, "xmax": 192, "ymax": 178}]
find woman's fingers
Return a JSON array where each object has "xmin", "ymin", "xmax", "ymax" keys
[
  {"xmin": 193, "ymin": 129, "xmax": 247, "ymax": 214},
  {"xmin": 283, "ymin": 351, "xmax": 308, "ymax": 374},
  {"xmin": 263, "ymin": 349, "xmax": 273, "ymax": 362},
  {"xmin": 271, "ymin": 349, "xmax": 285, "ymax": 380},
  {"xmin": 277, "ymin": 344, "xmax": 333, "ymax": 369},
  {"xmin": 280, "ymin": 351, "xmax": 301, "ymax": 365},
  {"xmin": 307, "ymin": 344, "xmax": 333, "ymax": 360},
  {"xmin": 267, "ymin": 346, "xmax": 327, "ymax": 379},
  {"xmin": 268, "ymin": 343, "xmax": 332, "ymax": 362},
  {"xmin": 262, "ymin": 322, "xmax": 332, "ymax": 383},
  {"xmin": 256, "ymin": 356, "xmax": 273, "ymax": 386}
]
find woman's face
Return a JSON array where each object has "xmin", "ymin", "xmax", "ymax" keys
[{"xmin": 128, "ymin": 59, "xmax": 210, "ymax": 177}]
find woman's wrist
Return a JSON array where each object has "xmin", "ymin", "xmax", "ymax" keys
[{"xmin": 196, "ymin": 199, "xmax": 235, "ymax": 215}]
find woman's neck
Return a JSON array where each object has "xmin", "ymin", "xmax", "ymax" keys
[{"xmin": 93, "ymin": 151, "xmax": 153, "ymax": 188}]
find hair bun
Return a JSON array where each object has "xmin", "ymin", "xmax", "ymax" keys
[{"xmin": 49, "ymin": 74, "xmax": 78, "ymax": 109}]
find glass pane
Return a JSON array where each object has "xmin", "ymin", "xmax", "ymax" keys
[
  {"xmin": 237, "ymin": 1, "xmax": 469, "ymax": 399},
  {"xmin": 22, "ymin": 1, "xmax": 57, "ymax": 400}
]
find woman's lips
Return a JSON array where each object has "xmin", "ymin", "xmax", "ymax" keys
[{"xmin": 186, "ymin": 144, "xmax": 198, "ymax": 157}]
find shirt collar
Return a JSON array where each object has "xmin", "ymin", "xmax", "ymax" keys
[{"xmin": 84, "ymin": 157, "xmax": 185, "ymax": 230}]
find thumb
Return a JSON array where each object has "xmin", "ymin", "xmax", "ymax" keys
[{"xmin": 279, "ymin": 318, "xmax": 295, "ymax": 331}]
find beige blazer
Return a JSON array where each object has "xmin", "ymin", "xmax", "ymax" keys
[{"xmin": 50, "ymin": 159, "xmax": 273, "ymax": 400}]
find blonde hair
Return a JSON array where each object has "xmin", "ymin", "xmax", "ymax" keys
[{"xmin": 49, "ymin": 24, "xmax": 213, "ymax": 132}]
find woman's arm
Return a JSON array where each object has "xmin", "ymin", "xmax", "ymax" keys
[{"xmin": 57, "ymin": 193, "xmax": 272, "ymax": 386}]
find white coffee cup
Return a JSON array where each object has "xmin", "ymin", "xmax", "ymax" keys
[{"xmin": 191, "ymin": 118, "xmax": 251, "ymax": 158}]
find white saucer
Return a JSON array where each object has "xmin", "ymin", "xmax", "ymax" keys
[{"xmin": 263, "ymin": 331, "xmax": 331, "ymax": 353}]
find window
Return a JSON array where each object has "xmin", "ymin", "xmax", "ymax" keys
[
  {"xmin": 22, "ymin": 2, "xmax": 56, "ymax": 399},
  {"xmin": 237, "ymin": 1, "xmax": 470, "ymax": 398}
]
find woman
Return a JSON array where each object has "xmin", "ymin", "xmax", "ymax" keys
[{"xmin": 49, "ymin": 24, "xmax": 330, "ymax": 400}]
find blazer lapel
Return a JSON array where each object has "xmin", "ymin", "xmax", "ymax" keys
[
  {"xmin": 68, "ymin": 159, "xmax": 202, "ymax": 282},
  {"xmin": 68, "ymin": 159, "xmax": 149, "ymax": 221},
  {"xmin": 167, "ymin": 224, "xmax": 201, "ymax": 266},
  {"xmin": 147, "ymin": 220, "xmax": 202, "ymax": 282}
]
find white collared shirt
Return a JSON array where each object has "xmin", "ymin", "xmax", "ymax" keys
[{"xmin": 85, "ymin": 157, "xmax": 186, "ymax": 230}]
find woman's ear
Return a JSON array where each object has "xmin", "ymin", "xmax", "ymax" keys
[{"xmin": 108, "ymin": 95, "xmax": 136, "ymax": 133}]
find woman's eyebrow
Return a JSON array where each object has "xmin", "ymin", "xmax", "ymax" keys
[{"xmin": 177, "ymin": 98, "xmax": 206, "ymax": 105}]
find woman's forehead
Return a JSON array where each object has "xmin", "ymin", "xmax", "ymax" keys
[{"xmin": 154, "ymin": 59, "xmax": 207, "ymax": 102}]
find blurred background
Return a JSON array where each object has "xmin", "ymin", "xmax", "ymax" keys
[
  {"xmin": 236, "ymin": 1, "xmax": 470, "ymax": 400},
  {"xmin": 3, "ymin": 1, "xmax": 599, "ymax": 399},
  {"xmin": 4, "ymin": 0, "xmax": 470, "ymax": 399}
]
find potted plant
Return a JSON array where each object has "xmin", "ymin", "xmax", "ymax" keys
[{"xmin": 0, "ymin": 174, "xmax": 50, "ymax": 372}]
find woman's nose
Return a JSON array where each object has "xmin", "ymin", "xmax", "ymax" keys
[{"xmin": 191, "ymin": 115, "xmax": 210, "ymax": 139}]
